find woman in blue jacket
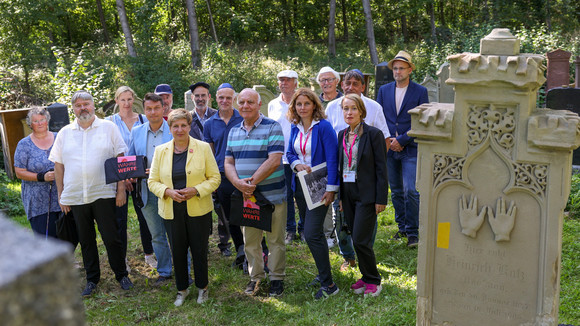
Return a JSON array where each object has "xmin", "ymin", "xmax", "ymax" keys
[{"xmin": 286, "ymin": 88, "xmax": 340, "ymax": 299}]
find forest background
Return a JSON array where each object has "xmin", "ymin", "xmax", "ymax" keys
[{"xmin": 0, "ymin": 0, "xmax": 579, "ymax": 111}]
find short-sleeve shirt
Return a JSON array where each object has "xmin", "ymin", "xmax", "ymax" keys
[
  {"xmin": 225, "ymin": 114, "xmax": 286, "ymax": 204},
  {"xmin": 14, "ymin": 133, "xmax": 60, "ymax": 219},
  {"xmin": 267, "ymin": 95, "xmax": 292, "ymax": 164},
  {"xmin": 49, "ymin": 117, "xmax": 128, "ymax": 205},
  {"xmin": 203, "ymin": 109, "xmax": 244, "ymax": 172}
]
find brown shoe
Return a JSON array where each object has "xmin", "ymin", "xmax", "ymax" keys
[{"xmin": 340, "ymin": 259, "xmax": 356, "ymax": 272}]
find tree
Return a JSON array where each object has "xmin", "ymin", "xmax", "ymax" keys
[
  {"xmin": 362, "ymin": 0, "xmax": 378, "ymax": 65},
  {"xmin": 428, "ymin": 2, "xmax": 437, "ymax": 44},
  {"xmin": 340, "ymin": 0, "xmax": 348, "ymax": 40},
  {"xmin": 95, "ymin": 0, "xmax": 110, "ymax": 43},
  {"xmin": 185, "ymin": 0, "xmax": 201, "ymax": 69},
  {"xmin": 115, "ymin": 0, "xmax": 137, "ymax": 57},
  {"xmin": 206, "ymin": 0, "xmax": 218, "ymax": 42},
  {"xmin": 328, "ymin": 0, "xmax": 336, "ymax": 57}
]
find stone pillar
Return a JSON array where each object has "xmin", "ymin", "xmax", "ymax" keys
[
  {"xmin": 410, "ymin": 28, "xmax": 580, "ymax": 326},
  {"xmin": 546, "ymin": 49, "xmax": 571, "ymax": 91}
]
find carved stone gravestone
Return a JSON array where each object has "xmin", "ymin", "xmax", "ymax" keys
[
  {"xmin": 410, "ymin": 28, "xmax": 579, "ymax": 326},
  {"xmin": 421, "ymin": 76, "xmax": 439, "ymax": 103},
  {"xmin": 184, "ymin": 89, "xmax": 195, "ymax": 111},
  {"xmin": 0, "ymin": 215, "xmax": 85, "ymax": 325},
  {"xmin": 436, "ymin": 62, "xmax": 455, "ymax": 104},
  {"xmin": 253, "ymin": 85, "xmax": 276, "ymax": 116},
  {"xmin": 546, "ymin": 49, "xmax": 572, "ymax": 91}
]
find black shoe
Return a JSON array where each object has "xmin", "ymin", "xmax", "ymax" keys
[
  {"xmin": 269, "ymin": 280, "xmax": 284, "ymax": 297},
  {"xmin": 315, "ymin": 283, "xmax": 339, "ymax": 299},
  {"xmin": 244, "ymin": 280, "xmax": 260, "ymax": 296},
  {"xmin": 82, "ymin": 281, "xmax": 97, "ymax": 297},
  {"xmin": 307, "ymin": 275, "xmax": 321, "ymax": 287},
  {"xmin": 154, "ymin": 275, "xmax": 172, "ymax": 286},
  {"xmin": 392, "ymin": 231, "xmax": 407, "ymax": 240},
  {"xmin": 284, "ymin": 232, "xmax": 296, "ymax": 245},
  {"xmin": 221, "ymin": 248, "xmax": 232, "ymax": 257},
  {"xmin": 119, "ymin": 276, "xmax": 134, "ymax": 290},
  {"xmin": 407, "ymin": 236, "xmax": 419, "ymax": 248},
  {"xmin": 242, "ymin": 259, "xmax": 249, "ymax": 275}
]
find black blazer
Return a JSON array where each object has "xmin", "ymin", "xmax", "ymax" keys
[{"xmin": 338, "ymin": 123, "xmax": 388, "ymax": 205}]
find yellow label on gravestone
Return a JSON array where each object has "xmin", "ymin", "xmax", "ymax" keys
[{"xmin": 437, "ymin": 222, "xmax": 450, "ymax": 249}]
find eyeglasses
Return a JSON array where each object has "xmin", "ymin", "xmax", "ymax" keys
[
  {"xmin": 319, "ymin": 78, "xmax": 336, "ymax": 84},
  {"xmin": 31, "ymin": 119, "xmax": 47, "ymax": 124},
  {"xmin": 392, "ymin": 67, "xmax": 409, "ymax": 71}
]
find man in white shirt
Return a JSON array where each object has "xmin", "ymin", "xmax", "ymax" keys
[
  {"xmin": 324, "ymin": 69, "xmax": 391, "ymax": 272},
  {"xmin": 267, "ymin": 70, "xmax": 301, "ymax": 244},
  {"xmin": 50, "ymin": 90, "xmax": 133, "ymax": 297}
]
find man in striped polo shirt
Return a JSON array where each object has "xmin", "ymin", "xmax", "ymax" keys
[{"xmin": 224, "ymin": 88, "xmax": 287, "ymax": 297}]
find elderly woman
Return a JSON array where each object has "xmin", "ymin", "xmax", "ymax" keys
[
  {"xmin": 14, "ymin": 108, "xmax": 60, "ymax": 238},
  {"xmin": 148, "ymin": 109, "xmax": 220, "ymax": 306},
  {"xmin": 107, "ymin": 86, "xmax": 156, "ymax": 270},
  {"xmin": 338, "ymin": 94, "xmax": 388, "ymax": 298},
  {"xmin": 286, "ymin": 88, "xmax": 339, "ymax": 299},
  {"xmin": 316, "ymin": 66, "xmax": 343, "ymax": 109}
]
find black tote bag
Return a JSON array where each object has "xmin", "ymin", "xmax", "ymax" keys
[{"xmin": 230, "ymin": 190, "xmax": 274, "ymax": 232}]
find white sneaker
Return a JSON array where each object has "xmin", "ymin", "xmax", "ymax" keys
[
  {"xmin": 327, "ymin": 237, "xmax": 337, "ymax": 249},
  {"xmin": 145, "ymin": 254, "xmax": 158, "ymax": 269},
  {"xmin": 197, "ymin": 288, "xmax": 208, "ymax": 304},
  {"xmin": 125, "ymin": 258, "xmax": 131, "ymax": 274},
  {"xmin": 174, "ymin": 289, "xmax": 189, "ymax": 307}
]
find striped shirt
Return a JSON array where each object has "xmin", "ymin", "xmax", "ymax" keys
[{"xmin": 225, "ymin": 114, "xmax": 286, "ymax": 204}]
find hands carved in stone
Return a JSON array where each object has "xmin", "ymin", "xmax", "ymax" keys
[
  {"xmin": 487, "ymin": 197, "xmax": 517, "ymax": 242},
  {"xmin": 459, "ymin": 194, "xmax": 486, "ymax": 238}
]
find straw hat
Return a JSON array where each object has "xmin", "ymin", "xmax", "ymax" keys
[{"xmin": 387, "ymin": 51, "xmax": 416, "ymax": 70}]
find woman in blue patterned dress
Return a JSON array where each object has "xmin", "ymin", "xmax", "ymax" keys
[
  {"xmin": 14, "ymin": 107, "xmax": 60, "ymax": 238},
  {"xmin": 107, "ymin": 86, "xmax": 157, "ymax": 270}
]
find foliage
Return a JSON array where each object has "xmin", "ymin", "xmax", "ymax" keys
[
  {"xmin": 565, "ymin": 173, "xmax": 580, "ymax": 219},
  {"xmin": 0, "ymin": 169, "xmax": 25, "ymax": 216}
]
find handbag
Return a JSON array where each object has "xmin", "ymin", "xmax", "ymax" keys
[
  {"xmin": 104, "ymin": 155, "xmax": 148, "ymax": 184},
  {"xmin": 56, "ymin": 211, "xmax": 78, "ymax": 249},
  {"xmin": 230, "ymin": 190, "xmax": 274, "ymax": 232}
]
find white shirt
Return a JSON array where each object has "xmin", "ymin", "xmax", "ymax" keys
[
  {"xmin": 291, "ymin": 120, "xmax": 320, "ymax": 169},
  {"xmin": 325, "ymin": 94, "xmax": 391, "ymax": 138},
  {"xmin": 49, "ymin": 117, "xmax": 128, "ymax": 205},
  {"xmin": 395, "ymin": 86, "xmax": 408, "ymax": 115},
  {"xmin": 268, "ymin": 94, "xmax": 292, "ymax": 164}
]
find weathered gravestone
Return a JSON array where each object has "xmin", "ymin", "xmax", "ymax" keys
[
  {"xmin": 0, "ymin": 215, "xmax": 85, "ymax": 325},
  {"xmin": 421, "ymin": 76, "xmax": 439, "ymax": 103},
  {"xmin": 253, "ymin": 85, "xmax": 276, "ymax": 116},
  {"xmin": 184, "ymin": 89, "xmax": 195, "ymax": 111},
  {"xmin": 546, "ymin": 49, "xmax": 572, "ymax": 91},
  {"xmin": 437, "ymin": 62, "xmax": 455, "ymax": 104},
  {"xmin": 410, "ymin": 28, "xmax": 579, "ymax": 326}
]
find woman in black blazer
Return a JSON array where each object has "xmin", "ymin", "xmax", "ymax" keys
[{"xmin": 338, "ymin": 94, "xmax": 388, "ymax": 298}]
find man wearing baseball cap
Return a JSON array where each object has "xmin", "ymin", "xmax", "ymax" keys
[
  {"xmin": 154, "ymin": 84, "xmax": 173, "ymax": 120},
  {"xmin": 189, "ymin": 81, "xmax": 217, "ymax": 140},
  {"xmin": 376, "ymin": 50, "xmax": 428, "ymax": 248},
  {"xmin": 268, "ymin": 70, "xmax": 300, "ymax": 245}
]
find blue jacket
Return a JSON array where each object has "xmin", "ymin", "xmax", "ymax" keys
[
  {"xmin": 286, "ymin": 119, "xmax": 339, "ymax": 191},
  {"xmin": 128, "ymin": 120, "xmax": 173, "ymax": 206},
  {"xmin": 376, "ymin": 80, "xmax": 429, "ymax": 156}
]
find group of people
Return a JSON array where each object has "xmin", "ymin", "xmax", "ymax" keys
[{"xmin": 13, "ymin": 50, "xmax": 428, "ymax": 306}]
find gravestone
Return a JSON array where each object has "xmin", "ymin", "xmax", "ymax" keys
[
  {"xmin": 184, "ymin": 89, "xmax": 194, "ymax": 111},
  {"xmin": 375, "ymin": 62, "xmax": 394, "ymax": 100},
  {"xmin": 46, "ymin": 103, "xmax": 70, "ymax": 132},
  {"xmin": 575, "ymin": 56, "xmax": 580, "ymax": 88},
  {"xmin": 410, "ymin": 28, "xmax": 579, "ymax": 326},
  {"xmin": 253, "ymin": 85, "xmax": 276, "ymax": 116},
  {"xmin": 546, "ymin": 87, "xmax": 580, "ymax": 165},
  {"xmin": 436, "ymin": 62, "xmax": 455, "ymax": 103},
  {"xmin": 421, "ymin": 76, "xmax": 439, "ymax": 103},
  {"xmin": 546, "ymin": 49, "xmax": 572, "ymax": 91},
  {"xmin": 0, "ymin": 214, "xmax": 85, "ymax": 325}
]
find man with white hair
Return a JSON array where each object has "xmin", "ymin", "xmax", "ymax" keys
[
  {"xmin": 316, "ymin": 66, "xmax": 343, "ymax": 109},
  {"xmin": 268, "ymin": 70, "xmax": 301, "ymax": 244}
]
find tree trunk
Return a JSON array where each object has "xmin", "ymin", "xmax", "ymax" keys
[
  {"xmin": 401, "ymin": 14, "xmax": 407, "ymax": 42},
  {"xmin": 292, "ymin": 0, "xmax": 297, "ymax": 35},
  {"xmin": 96, "ymin": 0, "xmax": 110, "ymax": 43},
  {"xmin": 545, "ymin": 0, "xmax": 551, "ymax": 31},
  {"xmin": 362, "ymin": 0, "xmax": 378, "ymax": 65},
  {"xmin": 206, "ymin": 0, "xmax": 219, "ymax": 42},
  {"xmin": 115, "ymin": 0, "xmax": 137, "ymax": 57},
  {"xmin": 438, "ymin": 0, "xmax": 445, "ymax": 27},
  {"xmin": 281, "ymin": 0, "xmax": 288, "ymax": 37},
  {"xmin": 185, "ymin": 0, "xmax": 201, "ymax": 69},
  {"xmin": 328, "ymin": 0, "xmax": 336, "ymax": 57},
  {"xmin": 340, "ymin": 0, "xmax": 348, "ymax": 40},
  {"xmin": 428, "ymin": 2, "xmax": 437, "ymax": 44}
]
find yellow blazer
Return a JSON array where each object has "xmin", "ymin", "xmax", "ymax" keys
[{"xmin": 148, "ymin": 137, "xmax": 221, "ymax": 220}]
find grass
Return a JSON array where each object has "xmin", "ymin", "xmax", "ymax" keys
[{"xmin": 7, "ymin": 199, "xmax": 580, "ymax": 325}]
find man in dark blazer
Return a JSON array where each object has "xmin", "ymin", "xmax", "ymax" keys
[{"xmin": 376, "ymin": 51, "xmax": 429, "ymax": 248}]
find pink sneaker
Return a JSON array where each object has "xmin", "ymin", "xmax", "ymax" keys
[
  {"xmin": 364, "ymin": 283, "xmax": 382, "ymax": 297},
  {"xmin": 350, "ymin": 279, "xmax": 366, "ymax": 294}
]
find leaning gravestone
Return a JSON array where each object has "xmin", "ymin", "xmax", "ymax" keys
[
  {"xmin": 410, "ymin": 28, "xmax": 579, "ymax": 326},
  {"xmin": 0, "ymin": 215, "xmax": 85, "ymax": 325}
]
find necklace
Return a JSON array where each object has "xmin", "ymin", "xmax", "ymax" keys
[{"xmin": 174, "ymin": 143, "xmax": 188, "ymax": 154}]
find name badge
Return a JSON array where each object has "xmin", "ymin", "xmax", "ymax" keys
[{"xmin": 343, "ymin": 171, "xmax": 356, "ymax": 183}]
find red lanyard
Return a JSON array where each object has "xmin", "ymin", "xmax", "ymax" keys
[
  {"xmin": 342, "ymin": 133, "xmax": 357, "ymax": 168},
  {"xmin": 299, "ymin": 129, "xmax": 311, "ymax": 157}
]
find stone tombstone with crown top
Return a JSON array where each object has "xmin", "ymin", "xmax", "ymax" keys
[{"xmin": 409, "ymin": 28, "xmax": 580, "ymax": 326}]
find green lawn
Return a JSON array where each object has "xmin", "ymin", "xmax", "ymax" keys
[{"xmin": 8, "ymin": 202, "xmax": 579, "ymax": 325}]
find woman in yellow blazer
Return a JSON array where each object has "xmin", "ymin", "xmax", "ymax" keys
[{"xmin": 148, "ymin": 109, "xmax": 220, "ymax": 307}]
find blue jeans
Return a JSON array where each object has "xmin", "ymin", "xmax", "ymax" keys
[
  {"xmin": 141, "ymin": 190, "xmax": 173, "ymax": 277},
  {"xmin": 284, "ymin": 164, "xmax": 301, "ymax": 234},
  {"xmin": 387, "ymin": 149, "xmax": 420, "ymax": 238}
]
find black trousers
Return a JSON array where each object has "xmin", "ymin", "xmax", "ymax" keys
[
  {"xmin": 216, "ymin": 173, "xmax": 244, "ymax": 252},
  {"xmin": 115, "ymin": 189, "xmax": 154, "ymax": 256},
  {"xmin": 165, "ymin": 203, "xmax": 212, "ymax": 291},
  {"xmin": 72, "ymin": 198, "xmax": 127, "ymax": 284},
  {"xmin": 341, "ymin": 183, "xmax": 381, "ymax": 285}
]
